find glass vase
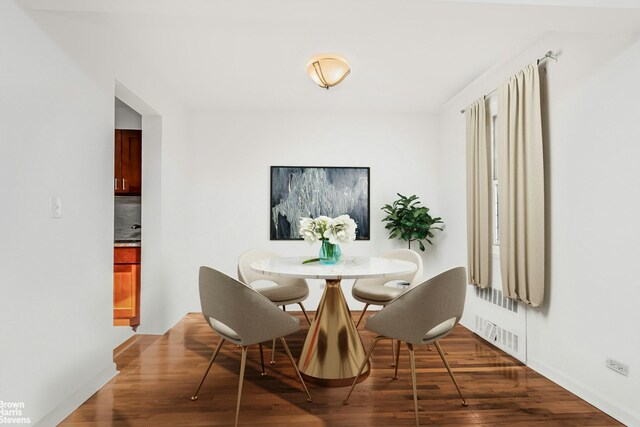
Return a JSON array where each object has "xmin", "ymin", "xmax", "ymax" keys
[{"xmin": 319, "ymin": 240, "xmax": 342, "ymax": 265}]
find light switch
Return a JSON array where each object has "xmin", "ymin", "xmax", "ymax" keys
[{"xmin": 50, "ymin": 196, "xmax": 62, "ymax": 218}]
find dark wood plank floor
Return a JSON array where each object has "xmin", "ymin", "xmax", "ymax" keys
[{"xmin": 62, "ymin": 312, "xmax": 621, "ymax": 426}]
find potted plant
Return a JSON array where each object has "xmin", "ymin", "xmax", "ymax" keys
[{"xmin": 381, "ymin": 193, "xmax": 443, "ymax": 251}]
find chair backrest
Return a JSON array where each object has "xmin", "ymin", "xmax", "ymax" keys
[
  {"xmin": 365, "ymin": 267, "xmax": 467, "ymax": 345},
  {"xmin": 199, "ymin": 266, "xmax": 300, "ymax": 346},
  {"xmin": 237, "ymin": 248, "xmax": 307, "ymax": 289},
  {"xmin": 381, "ymin": 249, "xmax": 424, "ymax": 287},
  {"xmin": 354, "ymin": 249, "xmax": 424, "ymax": 289}
]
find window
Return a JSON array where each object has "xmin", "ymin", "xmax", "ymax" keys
[{"xmin": 488, "ymin": 96, "xmax": 499, "ymax": 246}]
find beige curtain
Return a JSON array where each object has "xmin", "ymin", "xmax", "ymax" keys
[
  {"xmin": 497, "ymin": 63, "xmax": 545, "ymax": 307},
  {"xmin": 466, "ymin": 97, "xmax": 490, "ymax": 289}
]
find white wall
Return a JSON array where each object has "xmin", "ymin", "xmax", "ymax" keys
[
  {"xmin": 114, "ymin": 99, "xmax": 142, "ymax": 130},
  {"xmin": 0, "ymin": 3, "xmax": 192, "ymax": 424},
  {"xmin": 23, "ymin": 0, "xmax": 194, "ymax": 336},
  {"xmin": 184, "ymin": 111, "xmax": 442, "ymax": 310},
  {"xmin": 0, "ymin": 1, "xmax": 117, "ymax": 424},
  {"xmin": 437, "ymin": 32, "xmax": 640, "ymax": 426}
]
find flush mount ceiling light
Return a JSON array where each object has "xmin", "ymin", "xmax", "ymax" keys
[{"xmin": 306, "ymin": 54, "xmax": 350, "ymax": 89}]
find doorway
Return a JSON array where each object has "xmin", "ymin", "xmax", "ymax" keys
[{"xmin": 113, "ymin": 98, "xmax": 142, "ymax": 329}]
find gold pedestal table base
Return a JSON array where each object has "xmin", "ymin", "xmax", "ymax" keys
[
  {"xmin": 298, "ymin": 279, "xmax": 369, "ymax": 387},
  {"xmin": 249, "ymin": 256, "xmax": 418, "ymax": 387}
]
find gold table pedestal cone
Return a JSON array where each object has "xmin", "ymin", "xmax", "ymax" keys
[{"xmin": 298, "ymin": 279, "xmax": 370, "ymax": 387}]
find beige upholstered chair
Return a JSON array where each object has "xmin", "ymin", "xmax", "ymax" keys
[
  {"xmin": 191, "ymin": 266, "xmax": 312, "ymax": 426},
  {"xmin": 352, "ymin": 249, "xmax": 424, "ymax": 328},
  {"xmin": 344, "ymin": 267, "xmax": 468, "ymax": 427},
  {"xmin": 238, "ymin": 249, "xmax": 311, "ymax": 324}
]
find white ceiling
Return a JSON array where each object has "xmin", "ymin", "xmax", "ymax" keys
[{"xmin": 22, "ymin": 0, "xmax": 640, "ymax": 113}]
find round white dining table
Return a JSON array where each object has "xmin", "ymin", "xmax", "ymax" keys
[{"xmin": 251, "ymin": 256, "xmax": 417, "ymax": 386}]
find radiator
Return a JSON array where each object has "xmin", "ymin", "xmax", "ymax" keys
[{"xmin": 472, "ymin": 285, "xmax": 526, "ymax": 361}]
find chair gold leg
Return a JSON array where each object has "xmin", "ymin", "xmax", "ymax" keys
[
  {"xmin": 191, "ymin": 338, "xmax": 225, "ymax": 401},
  {"xmin": 393, "ymin": 339, "xmax": 401, "ymax": 380},
  {"xmin": 270, "ymin": 305, "xmax": 288, "ymax": 366},
  {"xmin": 408, "ymin": 343, "xmax": 420, "ymax": 427},
  {"xmin": 343, "ymin": 336, "xmax": 382, "ymax": 405},
  {"xmin": 259, "ymin": 343, "xmax": 267, "ymax": 376},
  {"xmin": 355, "ymin": 303, "xmax": 370, "ymax": 328},
  {"xmin": 298, "ymin": 302, "xmax": 312, "ymax": 325},
  {"xmin": 391, "ymin": 339, "xmax": 397, "ymax": 367},
  {"xmin": 270, "ymin": 338, "xmax": 276, "ymax": 365},
  {"xmin": 279, "ymin": 337, "xmax": 312, "ymax": 402},
  {"xmin": 234, "ymin": 346, "xmax": 248, "ymax": 427},
  {"xmin": 434, "ymin": 341, "xmax": 467, "ymax": 406}
]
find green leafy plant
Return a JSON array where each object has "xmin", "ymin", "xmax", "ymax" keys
[{"xmin": 381, "ymin": 193, "xmax": 444, "ymax": 251}]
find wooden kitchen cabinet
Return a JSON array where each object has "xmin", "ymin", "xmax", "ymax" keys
[
  {"xmin": 114, "ymin": 129, "xmax": 142, "ymax": 195},
  {"xmin": 114, "ymin": 247, "xmax": 141, "ymax": 327}
]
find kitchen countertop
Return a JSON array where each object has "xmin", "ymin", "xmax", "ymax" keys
[{"xmin": 114, "ymin": 241, "xmax": 141, "ymax": 248}]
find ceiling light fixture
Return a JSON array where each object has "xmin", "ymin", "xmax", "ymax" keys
[{"xmin": 306, "ymin": 54, "xmax": 350, "ymax": 90}]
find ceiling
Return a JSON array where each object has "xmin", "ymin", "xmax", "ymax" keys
[{"xmin": 22, "ymin": 0, "xmax": 640, "ymax": 113}]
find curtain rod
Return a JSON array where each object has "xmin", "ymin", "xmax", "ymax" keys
[{"xmin": 460, "ymin": 51, "xmax": 558, "ymax": 114}]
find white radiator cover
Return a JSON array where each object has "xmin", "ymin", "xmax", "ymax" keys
[{"xmin": 472, "ymin": 285, "xmax": 527, "ymax": 362}]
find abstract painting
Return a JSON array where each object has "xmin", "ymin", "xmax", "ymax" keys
[{"xmin": 270, "ymin": 166, "xmax": 370, "ymax": 240}]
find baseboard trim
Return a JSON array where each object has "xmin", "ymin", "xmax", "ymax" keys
[
  {"xmin": 527, "ymin": 357, "xmax": 640, "ymax": 427},
  {"xmin": 113, "ymin": 334, "xmax": 143, "ymax": 360},
  {"xmin": 33, "ymin": 363, "xmax": 118, "ymax": 427}
]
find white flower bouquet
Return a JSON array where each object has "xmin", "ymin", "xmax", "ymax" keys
[{"xmin": 299, "ymin": 214, "xmax": 357, "ymax": 264}]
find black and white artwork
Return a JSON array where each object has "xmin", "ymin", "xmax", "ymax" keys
[{"xmin": 270, "ymin": 166, "xmax": 370, "ymax": 240}]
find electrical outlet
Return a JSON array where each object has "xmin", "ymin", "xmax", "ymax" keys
[{"xmin": 606, "ymin": 359, "xmax": 629, "ymax": 376}]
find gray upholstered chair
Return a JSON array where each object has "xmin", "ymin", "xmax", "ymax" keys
[
  {"xmin": 343, "ymin": 267, "xmax": 468, "ymax": 427},
  {"xmin": 191, "ymin": 266, "xmax": 312, "ymax": 426},
  {"xmin": 352, "ymin": 248, "xmax": 424, "ymax": 328}
]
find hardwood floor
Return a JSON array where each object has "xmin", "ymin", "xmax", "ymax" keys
[{"xmin": 62, "ymin": 312, "xmax": 621, "ymax": 426}]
